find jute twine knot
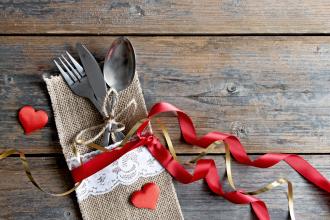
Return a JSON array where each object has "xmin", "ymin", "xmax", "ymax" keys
[{"xmin": 74, "ymin": 88, "xmax": 137, "ymax": 148}]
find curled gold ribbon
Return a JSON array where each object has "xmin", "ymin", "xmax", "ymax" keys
[
  {"xmin": 188, "ymin": 141, "xmax": 221, "ymax": 164},
  {"xmin": 155, "ymin": 119, "xmax": 179, "ymax": 162},
  {"xmin": 0, "ymin": 148, "xmax": 80, "ymax": 196},
  {"xmin": 155, "ymin": 119, "xmax": 221, "ymax": 165},
  {"xmin": 224, "ymin": 143, "xmax": 295, "ymax": 220},
  {"xmin": 157, "ymin": 120, "xmax": 296, "ymax": 220},
  {"xmin": 0, "ymin": 118, "xmax": 147, "ymax": 197}
]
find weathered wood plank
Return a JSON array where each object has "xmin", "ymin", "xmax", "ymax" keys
[
  {"xmin": 1, "ymin": 36, "xmax": 330, "ymax": 154},
  {"xmin": 0, "ymin": 155, "xmax": 329, "ymax": 219},
  {"xmin": 1, "ymin": 1, "xmax": 330, "ymax": 34},
  {"xmin": 0, "ymin": 156, "xmax": 81, "ymax": 220}
]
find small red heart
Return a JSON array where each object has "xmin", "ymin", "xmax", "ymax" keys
[
  {"xmin": 18, "ymin": 106, "xmax": 48, "ymax": 134},
  {"xmin": 131, "ymin": 182, "xmax": 160, "ymax": 210}
]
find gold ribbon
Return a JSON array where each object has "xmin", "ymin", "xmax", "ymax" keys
[
  {"xmin": 157, "ymin": 120, "xmax": 296, "ymax": 220},
  {"xmin": 155, "ymin": 119, "xmax": 179, "ymax": 162},
  {"xmin": 0, "ymin": 148, "xmax": 81, "ymax": 196},
  {"xmin": 0, "ymin": 115, "xmax": 295, "ymax": 220},
  {"xmin": 85, "ymin": 118, "xmax": 149, "ymax": 153},
  {"xmin": 0, "ymin": 117, "xmax": 147, "ymax": 197},
  {"xmin": 0, "ymin": 86, "xmax": 141, "ymax": 197},
  {"xmin": 224, "ymin": 143, "xmax": 295, "ymax": 220}
]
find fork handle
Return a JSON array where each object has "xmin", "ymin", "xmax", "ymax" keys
[
  {"xmin": 103, "ymin": 125, "xmax": 112, "ymax": 146},
  {"xmin": 102, "ymin": 124, "xmax": 125, "ymax": 146},
  {"xmin": 102, "ymin": 93, "xmax": 126, "ymax": 146},
  {"xmin": 111, "ymin": 126, "xmax": 125, "ymax": 142}
]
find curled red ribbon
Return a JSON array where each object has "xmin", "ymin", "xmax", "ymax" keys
[{"xmin": 71, "ymin": 102, "xmax": 330, "ymax": 220}]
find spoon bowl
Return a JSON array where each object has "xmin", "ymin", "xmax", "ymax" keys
[{"xmin": 103, "ymin": 37, "xmax": 136, "ymax": 92}]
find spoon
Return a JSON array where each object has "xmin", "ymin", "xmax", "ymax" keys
[{"xmin": 102, "ymin": 37, "xmax": 136, "ymax": 145}]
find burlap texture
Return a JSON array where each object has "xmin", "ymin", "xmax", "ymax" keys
[
  {"xmin": 44, "ymin": 74, "xmax": 148, "ymax": 159},
  {"xmin": 79, "ymin": 172, "xmax": 183, "ymax": 220},
  {"xmin": 44, "ymin": 73, "xmax": 183, "ymax": 220}
]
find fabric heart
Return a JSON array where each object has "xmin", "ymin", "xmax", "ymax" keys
[
  {"xmin": 131, "ymin": 182, "xmax": 160, "ymax": 210},
  {"xmin": 18, "ymin": 106, "xmax": 48, "ymax": 134}
]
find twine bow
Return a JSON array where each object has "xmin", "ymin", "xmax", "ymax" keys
[{"xmin": 74, "ymin": 88, "xmax": 137, "ymax": 147}]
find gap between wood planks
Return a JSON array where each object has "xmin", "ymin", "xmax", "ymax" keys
[
  {"xmin": 3, "ymin": 33, "xmax": 330, "ymax": 36},
  {"xmin": 3, "ymin": 153, "xmax": 330, "ymax": 157}
]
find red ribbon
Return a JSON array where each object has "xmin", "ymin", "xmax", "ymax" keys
[{"xmin": 71, "ymin": 102, "xmax": 330, "ymax": 220}]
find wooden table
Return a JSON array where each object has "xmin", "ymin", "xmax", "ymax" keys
[{"xmin": 0, "ymin": 1, "xmax": 329, "ymax": 219}]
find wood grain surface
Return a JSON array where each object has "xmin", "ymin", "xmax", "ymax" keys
[
  {"xmin": 1, "ymin": 1, "xmax": 330, "ymax": 219},
  {"xmin": 1, "ymin": 1, "xmax": 330, "ymax": 34},
  {"xmin": 1, "ymin": 36, "xmax": 330, "ymax": 153},
  {"xmin": 0, "ymin": 155, "xmax": 329, "ymax": 220}
]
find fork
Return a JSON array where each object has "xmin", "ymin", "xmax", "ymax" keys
[{"xmin": 54, "ymin": 52, "xmax": 103, "ymax": 113}]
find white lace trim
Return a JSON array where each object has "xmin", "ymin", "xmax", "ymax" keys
[{"xmin": 67, "ymin": 143, "xmax": 164, "ymax": 202}]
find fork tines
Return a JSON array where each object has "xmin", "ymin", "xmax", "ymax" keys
[{"xmin": 54, "ymin": 51, "xmax": 85, "ymax": 85}]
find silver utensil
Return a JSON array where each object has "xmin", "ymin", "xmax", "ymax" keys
[
  {"xmin": 76, "ymin": 44, "xmax": 107, "ymax": 104},
  {"xmin": 76, "ymin": 43, "xmax": 132, "ymax": 145},
  {"xmin": 75, "ymin": 43, "xmax": 115, "ymax": 147},
  {"xmin": 102, "ymin": 37, "xmax": 136, "ymax": 144},
  {"xmin": 103, "ymin": 37, "xmax": 136, "ymax": 92},
  {"xmin": 54, "ymin": 52, "xmax": 103, "ymax": 113},
  {"xmin": 54, "ymin": 51, "xmax": 113, "ymax": 147}
]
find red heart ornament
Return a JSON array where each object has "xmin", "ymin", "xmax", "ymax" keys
[
  {"xmin": 131, "ymin": 182, "xmax": 160, "ymax": 210},
  {"xmin": 18, "ymin": 106, "xmax": 48, "ymax": 134}
]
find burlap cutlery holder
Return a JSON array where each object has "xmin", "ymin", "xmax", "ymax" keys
[{"xmin": 44, "ymin": 74, "xmax": 183, "ymax": 220}]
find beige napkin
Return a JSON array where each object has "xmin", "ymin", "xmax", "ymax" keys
[{"xmin": 44, "ymin": 73, "xmax": 183, "ymax": 220}]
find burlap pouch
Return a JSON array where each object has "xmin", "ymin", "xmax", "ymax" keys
[{"xmin": 44, "ymin": 73, "xmax": 183, "ymax": 220}]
